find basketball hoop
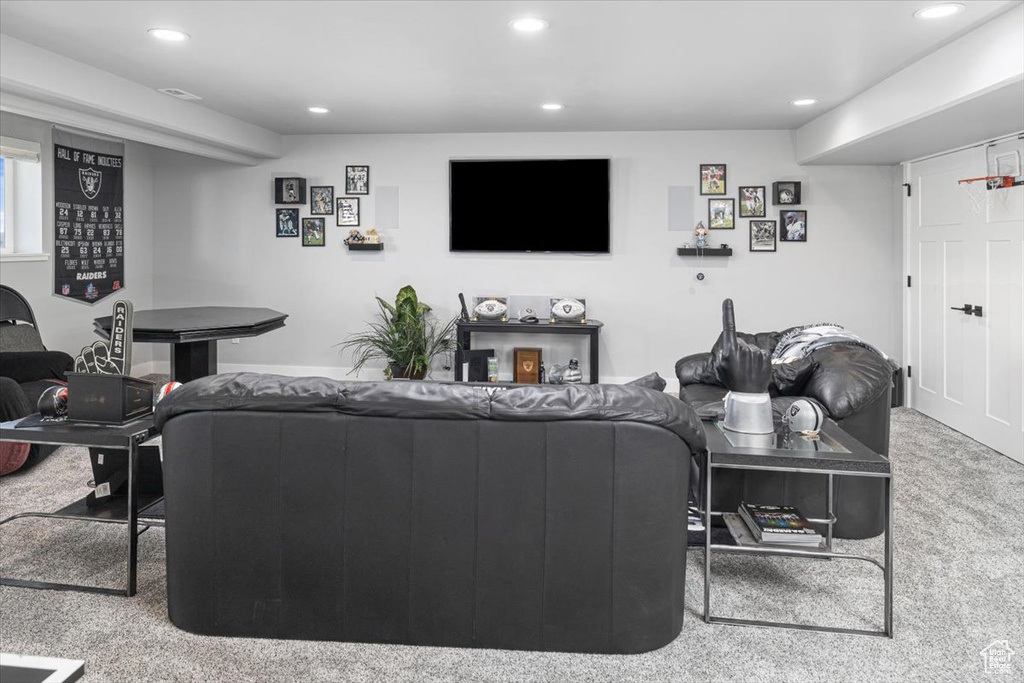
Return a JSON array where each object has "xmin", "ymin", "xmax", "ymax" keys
[{"xmin": 958, "ymin": 175, "xmax": 1020, "ymax": 214}]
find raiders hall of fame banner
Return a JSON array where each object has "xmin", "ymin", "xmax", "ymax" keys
[{"xmin": 53, "ymin": 128, "xmax": 125, "ymax": 304}]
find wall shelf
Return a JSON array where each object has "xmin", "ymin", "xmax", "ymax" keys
[
  {"xmin": 346, "ymin": 243, "xmax": 384, "ymax": 251},
  {"xmin": 677, "ymin": 246, "xmax": 732, "ymax": 256}
]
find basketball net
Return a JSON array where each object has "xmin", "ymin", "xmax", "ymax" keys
[{"xmin": 958, "ymin": 175, "xmax": 1017, "ymax": 214}]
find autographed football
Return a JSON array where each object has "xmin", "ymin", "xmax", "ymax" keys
[
  {"xmin": 474, "ymin": 299, "xmax": 508, "ymax": 320},
  {"xmin": 551, "ymin": 298, "xmax": 586, "ymax": 321}
]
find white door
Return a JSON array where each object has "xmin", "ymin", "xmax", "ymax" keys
[{"xmin": 906, "ymin": 138, "xmax": 1024, "ymax": 463}]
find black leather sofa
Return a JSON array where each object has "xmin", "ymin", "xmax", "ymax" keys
[
  {"xmin": 155, "ymin": 373, "xmax": 706, "ymax": 653},
  {"xmin": 676, "ymin": 329, "xmax": 893, "ymax": 539}
]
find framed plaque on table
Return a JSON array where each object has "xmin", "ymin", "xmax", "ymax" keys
[{"xmin": 514, "ymin": 348, "xmax": 542, "ymax": 384}]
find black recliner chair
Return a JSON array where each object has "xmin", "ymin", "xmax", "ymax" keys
[
  {"xmin": 676, "ymin": 326, "xmax": 894, "ymax": 539},
  {"xmin": 0, "ymin": 285, "xmax": 74, "ymax": 473}
]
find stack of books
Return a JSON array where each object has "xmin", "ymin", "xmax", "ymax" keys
[{"xmin": 736, "ymin": 502, "xmax": 823, "ymax": 546}]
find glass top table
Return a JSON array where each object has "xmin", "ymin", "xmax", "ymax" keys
[{"xmin": 700, "ymin": 417, "xmax": 893, "ymax": 638}]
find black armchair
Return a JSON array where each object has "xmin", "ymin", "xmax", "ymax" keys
[
  {"xmin": 676, "ymin": 325, "xmax": 894, "ymax": 539},
  {"xmin": 0, "ymin": 285, "xmax": 74, "ymax": 474}
]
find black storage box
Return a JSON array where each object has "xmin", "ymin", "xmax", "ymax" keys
[{"xmin": 66, "ymin": 373, "xmax": 154, "ymax": 425}]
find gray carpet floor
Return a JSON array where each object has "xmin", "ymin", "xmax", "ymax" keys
[{"xmin": 1, "ymin": 408, "xmax": 1021, "ymax": 682}]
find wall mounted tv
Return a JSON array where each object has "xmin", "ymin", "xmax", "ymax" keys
[{"xmin": 449, "ymin": 158, "xmax": 610, "ymax": 253}]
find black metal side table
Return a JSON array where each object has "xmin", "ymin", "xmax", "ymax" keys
[
  {"xmin": 0, "ymin": 415, "xmax": 160, "ymax": 597},
  {"xmin": 701, "ymin": 418, "xmax": 894, "ymax": 637}
]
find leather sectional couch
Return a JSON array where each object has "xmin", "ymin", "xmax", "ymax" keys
[
  {"xmin": 676, "ymin": 328, "xmax": 894, "ymax": 539},
  {"xmin": 155, "ymin": 373, "xmax": 706, "ymax": 654}
]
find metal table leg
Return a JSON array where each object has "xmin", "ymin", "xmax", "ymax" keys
[
  {"xmin": 884, "ymin": 476, "xmax": 894, "ymax": 638},
  {"xmin": 126, "ymin": 438, "xmax": 138, "ymax": 597},
  {"xmin": 703, "ymin": 449, "xmax": 712, "ymax": 623}
]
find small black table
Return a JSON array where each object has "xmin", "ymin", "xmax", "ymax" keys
[
  {"xmin": 701, "ymin": 418, "xmax": 893, "ymax": 637},
  {"xmin": 0, "ymin": 415, "xmax": 159, "ymax": 597},
  {"xmin": 93, "ymin": 306, "xmax": 287, "ymax": 382},
  {"xmin": 455, "ymin": 319, "xmax": 603, "ymax": 383}
]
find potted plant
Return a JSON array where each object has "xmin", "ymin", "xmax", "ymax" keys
[{"xmin": 339, "ymin": 285, "xmax": 457, "ymax": 380}]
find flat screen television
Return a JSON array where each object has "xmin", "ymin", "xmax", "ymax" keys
[{"xmin": 449, "ymin": 158, "xmax": 610, "ymax": 253}]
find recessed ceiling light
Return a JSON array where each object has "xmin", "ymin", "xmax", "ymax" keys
[
  {"xmin": 914, "ymin": 3, "xmax": 965, "ymax": 19},
  {"xmin": 790, "ymin": 98, "xmax": 818, "ymax": 107},
  {"xmin": 148, "ymin": 28, "xmax": 190, "ymax": 42},
  {"xmin": 510, "ymin": 17, "xmax": 548, "ymax": 32},
  {"xmin": 308, "ymin": 106, "xmax": 330, "ymax": 114},
  {"xmin": 540, "ymin": 103, "xmax": 563, "ymax": 111}
]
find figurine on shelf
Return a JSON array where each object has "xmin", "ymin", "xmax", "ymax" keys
[
  {"xmin": 343, "ymin": 229, "xmax": 365, "ymax": 245},
  {"xmin": 694, "ymin": 221, "xmax": 709, "ymax": 249},
  {"xmin": 364, "ymin": 228, "xmax": 381, "ymax": 244},
  {"xmin": 548, "ymin": 358, "xmax": 583, "ymax": 385}
]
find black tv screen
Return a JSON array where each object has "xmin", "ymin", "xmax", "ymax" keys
[{"xmin": 449, "ymin": 159, "xmax": 610, "ymax": 253}]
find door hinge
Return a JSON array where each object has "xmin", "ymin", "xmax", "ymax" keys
[
  {"xmin": 903, "ymin": 183, "xmax": 911, "ymax": 197},
  {"xmin": 907, "ymin": 366, "xmax": 912, "ymax": 379},
  {"xmin": 907, "ymin": 275, "xmax": 911, "ymax": 287}
]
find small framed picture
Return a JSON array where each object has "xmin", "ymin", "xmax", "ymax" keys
[
  {"xmin": 302, "ymin": 217, "xmax": 325, "ymax": 247},
  {"xmin": 346, "ymin": 165, "xmax": 370, "ymax": 195},
  {"xmin": 700, "ymin": 164, "xmax": 726, "ymax": 195},
  {"xmin": 708, "ymin": 198, "xmax": 735, "ymax": 229},
  {"xmin": 275, "ymin": 208, "xmax": 299, "ymax": 237},
  {"xmin": 337, "ymin": 197, "xmax": 360, "ymax": 226},
  {"xmin": 773, "ymin": 181, "xmax": 802, "ymax": 205},
  {"xmin": 749, "ymin": 220, "xmax": 777, "ymax": 252},
  {"xmin": 274, "ymin": 177, "xmax": 306, "ymax": 204},
  {"xmin": 310, "ymin": 186, "xmax": 334, "ymax": 215},
  {"xmin": 513, "ymin": 348, "xmax": 543, "ymax": 384},
  {"xmin": 779, "ymin": 210, "xmax": 807, "ymax": 242},
  {"xmin": 739, "ymin": 186, "xmax": 766, "ymax": 217}
]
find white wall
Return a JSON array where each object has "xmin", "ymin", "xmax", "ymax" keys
[
  {"xmin": 0, "ymin": 111, "xmax": 157, "ymax": 368},
  {"xmin": 150, "ymin": 130, "xmax": 899, "ymax": 384}
]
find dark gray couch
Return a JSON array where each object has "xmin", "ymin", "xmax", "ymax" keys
[
  {"xmin": 676, "ymin": 329, "xmax": 893, "ymax": 539},
  {"xmin": 155, "ymin": 373, "xmax": 706, "ymax": 654}
]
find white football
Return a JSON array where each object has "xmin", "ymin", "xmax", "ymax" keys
[
  {"xmin": 474, "ymin": 299, "xmax": 508, "ymax": 319},
  {"xmin": 551, "ymin": 298, "xmax": 586, "ymax": 321}
]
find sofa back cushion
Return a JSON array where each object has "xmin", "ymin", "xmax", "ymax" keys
[{"xmin": 155, "ymin": 372, "xmax": 707, "ymax": 455}]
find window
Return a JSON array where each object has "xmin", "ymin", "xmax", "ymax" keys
[{"xmin": 0, "ymin": 136, "xmax": 43, "ymax": 257}]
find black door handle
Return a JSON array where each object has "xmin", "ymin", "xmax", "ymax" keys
[
  {"xmin": 973, "ymin": 305, "xmax": 983, "ymax": 317},
  {"xmin": 950, "ymin": 305, "xmax": 973, "ymax": 314}
]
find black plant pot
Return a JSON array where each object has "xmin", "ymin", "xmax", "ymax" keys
[{"xmin": 388, "ymin": 364, "xmax": 427, "ymax": 380}]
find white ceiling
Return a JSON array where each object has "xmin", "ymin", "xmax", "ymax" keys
[{"xmin": 0, "ymin": 1, "xmax": 1018, "ymax": 135}]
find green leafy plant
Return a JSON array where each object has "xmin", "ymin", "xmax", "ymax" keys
[{"xmin": 339, "ymin": 285, "xmax": 457, "ymax": 380}]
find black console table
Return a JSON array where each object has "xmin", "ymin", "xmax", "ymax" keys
[{"xmin": 455, "ymin": 319, "xmax": 603, "ymax": 383}]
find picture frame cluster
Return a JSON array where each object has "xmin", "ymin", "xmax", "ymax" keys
[
  {"xmin": 273, "ymin": 165, "xmax": 371, "ymax": 247},
  {"xmin": 697, "ymin": 164, "xmax": 806, "ymax": 251}
]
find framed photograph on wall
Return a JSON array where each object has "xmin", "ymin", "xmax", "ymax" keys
[
  {"xmin": 779, "ymin": 210, "xmax": 807, "ymax": 242},
  {"xmin": 310, "ymin": 186, "xmax": 334, "ymax": 215},
  {"xmin": 700, "ymin": 164, "xmax": 726, "ymax": 195},
  {"xmin": 708, "ymin": 198, "xmax": 735, "ymax": 229},
  {"xmin": 274, "ymin": 177, "xmax": 306, "ymax": 204},
  {"xmin": 337, "ymin": 197, "xmax": 361, "ymax": 226},
  {"xmin": 276, "ymin": 208, "xmax": 299, "ymax": 237},
  {"xmin": 749, "ymin": 220, "xmax": 777, "ymax": 252},
  {"xmin": 302, "ymin": 217, "xmax": 325, "ymax": 246},
  {"xmin": 345, "ymin": 165, "xmax": 370, "ymax": 195},
  {"xmin": 739, "ymin": 186, "xmax": 766, "ymax": 217}
]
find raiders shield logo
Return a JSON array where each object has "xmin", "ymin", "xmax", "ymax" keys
[
  {"xmin": 79, "ymin": 167, "xmax": 102, "ymax": 199},
  {"xmin": 562, "ymin": 303, "xmax": 572, "ymax": 314}
]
